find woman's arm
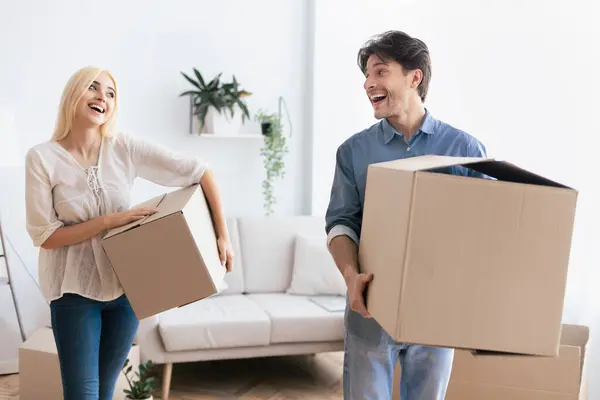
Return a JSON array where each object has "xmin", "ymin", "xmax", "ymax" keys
[
  {"xmin": 123, "ymin": 132, "xmax": 233, "ymax": 268},
  {"xmin": 25, "ymin": 148, "xmax": 66, "ymax": 248},
  {"xmin": 40, "ymin": 217, "xmax": 107, "ymax": 249},
  {"xmin": 199, "ymin": 168, "xmax": 228, "ymax": 240},
  {"xmin": 40, "ymin": 207, "xmax": 159, "ymax": 249},
  {"xmin": 124, "ymin": 133, "xmax": 207, "ymax": 188}
]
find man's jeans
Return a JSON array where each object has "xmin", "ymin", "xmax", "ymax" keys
[
  {"xmin": 50, "ymin": 293, "xmax": 139, "ymax": 400},
  {"xmin": 343, "ymin": 306, "xmax": 454, "ymax": 399}
]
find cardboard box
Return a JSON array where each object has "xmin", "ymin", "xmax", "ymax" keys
[
  {"xmin": 446, "ymin": 324, "xmax": 589, "ymax": 399},
  {"xmin": 102, "ymin": 184, "xmax": 227, "ymax": 320},
  {"xmin": 359, "ymin": 155, "xmax": 578, "ymax": 356},
  {"xmin": 19, "ymin": 327, "xmax": 140, "ymax": 400}
]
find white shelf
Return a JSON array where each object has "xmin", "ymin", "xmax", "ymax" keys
[{"xmin": 195, "ymin": 133, "xmax": 264, "ymax": 139}]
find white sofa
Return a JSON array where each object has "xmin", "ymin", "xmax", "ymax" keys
[{"xmin": 135, "ymin": 215, "xmax": 347, "ymax": 399}]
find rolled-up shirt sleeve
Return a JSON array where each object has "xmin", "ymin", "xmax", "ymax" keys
[
  {"xmin": 124, "ymin": 133, "xmax": 208, "ymax": 187},
  {"xmin": 25, "ymin": 148, "xmax": 65, "ymax": 247},
  {"xmin": 325, "ymin": 142, "xmax": 362, "ymax": 247}
]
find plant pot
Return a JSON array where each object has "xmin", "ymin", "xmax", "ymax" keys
[
  {"xmin": 261, "ymin": 121, "xmax": 272, "ymax": 136},
  {"xmin": 126, "ymin": 396, "xmax": 153, "ymax": 400},
  {"xmin": 194, "ymin": 106, "xmax": 242, "ymax": 136}
]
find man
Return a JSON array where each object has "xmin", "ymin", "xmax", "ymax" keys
[{"xmin": 325, "ymin": 30, "xmax": 488, "ymax": 399}]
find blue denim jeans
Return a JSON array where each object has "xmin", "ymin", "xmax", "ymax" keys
[
  {"xmin": 343, "ymin": 305, "xmax": 454, "ymax": 399},
  {"xmin": 50, "ymin": 293, "xmax": 139, "ymax": 400}
]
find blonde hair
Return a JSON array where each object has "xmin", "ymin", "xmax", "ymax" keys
[{"xmin": 51, "ymin": 66, "xmax": 118, "ymax": 141}]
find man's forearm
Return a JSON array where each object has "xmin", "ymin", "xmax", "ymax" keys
[{"xmin": 328, "ymin": 235, "xmax": 360, "ymax": 284}]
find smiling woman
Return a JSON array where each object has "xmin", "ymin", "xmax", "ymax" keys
[
  {"xmin": 24, "ymin": 65, "xmax": 233, "ymax": 400},
  {"xmin": 52, "ymin": 67, "xmax": 118, "ymax": 144}
]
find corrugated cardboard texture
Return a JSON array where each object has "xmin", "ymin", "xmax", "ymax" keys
[
  {"xmin": 446, "ymin": 324, "xmax": 589, "ymax": 399},
  {"xmin": 102, "ymin": 184, "xmax": 226, "ymax": 320},
  {"xmin": 359, "ymin": 155, "xmax": 578, "ymax": 356},
  {"xmin": 19, "ymin": 327, "xmax": 139, "ymax": 400}
]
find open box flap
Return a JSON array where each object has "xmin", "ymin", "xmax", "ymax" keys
[
  {"xmin": 465, "ymin": 160, "xmax": 573, "ymax": 189},
  {"xmin": 372, "ymin": 155, "xmax": 573, "ymax": 189},
  {"xmin": 560, "ymin": 324, "xmax": 590, "ymax": 384},
  {"xmin": 373, "ymin": 155, "xmax": 490, "ymax": 172},
  {"xmin": 103, "ymin": 193, "xmax": 166, "ymax": 239},
  {"xmin": 103, "ymin": 184, "xmax": 201, "ymax": 240}
]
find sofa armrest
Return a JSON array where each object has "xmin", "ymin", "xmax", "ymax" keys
[{"xmin": 135, "ymin": 314, "xmax": 167, "ymax": 365}]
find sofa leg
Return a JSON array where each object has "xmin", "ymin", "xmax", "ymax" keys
[{"xmin": 162, "ymin": 363, "xmax": 173, "ymax": 400}]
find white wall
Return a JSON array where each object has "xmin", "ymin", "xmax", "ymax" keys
[
  {"xmin": 312, "ymin": 0, "xmax": 599, "ymax": 214},
  {"xmin": 2, "ymin": 0, "xmax": 599, "ymax": 394},
  {"xmin": 312, "ymin": 0, "xmax": 600, "ymax": 396},
  {"xmin": 0, "ymin": 0, "xmax": 312, "ymax": 216}
]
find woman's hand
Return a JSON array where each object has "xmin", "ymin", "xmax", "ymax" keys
[
  {"xmin": 217, "ymin": 236, "xmax": 234, "ymax": 272},
  {"xmin": 103, "ymin": 207, "xmax": 159, "ymax": 230}
]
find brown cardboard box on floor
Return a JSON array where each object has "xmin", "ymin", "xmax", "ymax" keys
[
  {"xmin": 446, "ymin": 324, "xmax": 589, "ymax": 399},
  {"xmin": 102, "ymin": 183, "xmax": 227, "ymax": 320},
  {"xmin": 359, "ymin": 155, "xmax": 578, "ymax": 356},
  {"xmin": 19, "ymin": 327, "xmax": 140, "ymax": 400}
]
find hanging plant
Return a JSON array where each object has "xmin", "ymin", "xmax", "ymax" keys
[{"xmin": 254, "ymin": 109, "xmax": 288, "ymax": 216}]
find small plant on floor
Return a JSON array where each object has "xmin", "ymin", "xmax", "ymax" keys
[
  {"xmin": 122, "ymin": 359, "xmax": 155, "ymax": 400},
  {"xmin": 254, "ymin": 109, "xmax": 288, "ymax": 216}
]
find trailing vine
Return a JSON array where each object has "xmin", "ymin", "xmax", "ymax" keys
[{"xmin": 255, "ymin": 110, "xmax": 288, "ymax": 215}]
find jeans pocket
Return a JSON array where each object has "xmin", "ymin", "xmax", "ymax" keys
[{"xmin": 345, "ymin": 305, "xmax": 385, "ymax": 347}]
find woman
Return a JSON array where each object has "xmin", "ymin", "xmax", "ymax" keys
[{"xmin": 24, "ymin": 66, "xmax": 233, "ymax": 399}]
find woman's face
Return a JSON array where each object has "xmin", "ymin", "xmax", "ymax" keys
[{"xmin": 75, "ymin": 72, "xmax": 116, "ymax": 127}]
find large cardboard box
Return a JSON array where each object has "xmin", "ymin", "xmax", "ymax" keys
[
  {"xmin": 19, "ymin": 327, "xmax": 140, "ymax": 400},
  {"xmin": 102, "ymin": 184, "xmax": 227, "ymax": 320},
  {"xmin": 359, "ymin": 155, "xmax": 578, "ymax": 356},
  {"xmin": 446, "ymin": 324, "xmax": 589, "ymax": 399}
]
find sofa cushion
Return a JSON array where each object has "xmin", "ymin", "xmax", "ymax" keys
[
  {"xmin": 247, "ymin": 293, "xmax": 345, "ymax": 344},
  {"xmin": 238, "ymin": 216, "xmax": 325, "ymax": 293},
  {"xmin": 287, "ymin": 234, "xmax": 347, "ymax": 296},
  {"xmin": 219, "ymin": 218, "xmax": 244, "ymax": 295},
  {"xmin": 158, "ymin": 295, "xmax": 271, "ymax": 351}
]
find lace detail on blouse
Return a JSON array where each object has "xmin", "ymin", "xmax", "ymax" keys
[{"xmin": 86, "ymin": 165, "xmax": 103, "ymax": 214}]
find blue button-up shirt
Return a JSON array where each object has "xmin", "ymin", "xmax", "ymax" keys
[{"xmin": 325, "ymin": 110, "xmax": 488, "ymax": 344}]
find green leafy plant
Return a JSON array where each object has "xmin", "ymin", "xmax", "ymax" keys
[
  {"xmin": 122, "ymin": 359, "xmax": 155, "ymax": 400},
  {"xmin": 255, "ymin": 110, "xmax": 288, "ymax": 215},
  {"xmin": 179, "ymin": 68, "xmax": 252, "ymax": 132}
]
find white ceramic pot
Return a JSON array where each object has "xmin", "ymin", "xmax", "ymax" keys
[
  {"xmin": 126, "ymin": 396, "xmax": 153, "ymax": 400},
  {"xmin": 196, "ymin": 106, "xmax": 242, "ymax": 135}
]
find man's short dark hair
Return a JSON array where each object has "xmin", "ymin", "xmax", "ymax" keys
[{"xmin": 357, "ymin": 30, "xmax": 432, "ymax": 102}]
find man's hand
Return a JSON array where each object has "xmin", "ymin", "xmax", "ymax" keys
[{"xmin": 346, "ymin": 271, "xmax": 374, "ymax": 318}]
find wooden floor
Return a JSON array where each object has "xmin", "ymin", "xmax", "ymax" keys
[{"xmin": 0, "ymin": 352, "xmax": 344, "ymax": 399}]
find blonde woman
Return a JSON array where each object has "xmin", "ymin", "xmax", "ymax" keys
[{"xmin": 25, "ymin": 66, "xmax": 233, "ymax": 399}]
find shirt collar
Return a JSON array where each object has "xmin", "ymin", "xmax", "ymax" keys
[{"xmin": 381, "ymin": 109, "xmax": 437, "ymax": 144}]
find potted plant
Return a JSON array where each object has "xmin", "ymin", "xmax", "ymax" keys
[
  {"xmin": 255, "ymin": 109, "xmax": 289, "ymax": 215},
  {"xmin": 179, "ymin": 68, "xmax": 252, "ymax": 135},
  {"xmin": 122, "ymin": 359, "xmax": 155, "ymax": 400}
]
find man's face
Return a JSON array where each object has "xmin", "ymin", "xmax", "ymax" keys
[{"xmin": 363, "ymin": 54, "xmax": 419, "ymax": 120}]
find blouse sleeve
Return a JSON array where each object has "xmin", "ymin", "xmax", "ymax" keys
[
  {"xmin": 25, "ymin": 148, "xmax": 65, "ymax": 247},
  {"xmin": 123, "ymin": 133, "xmax": 208, "ymax": 187}
]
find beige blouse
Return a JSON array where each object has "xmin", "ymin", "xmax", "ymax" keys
[{"xmin": 25, "ymin": 132, "xmax": 207, "ymax": 303}]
